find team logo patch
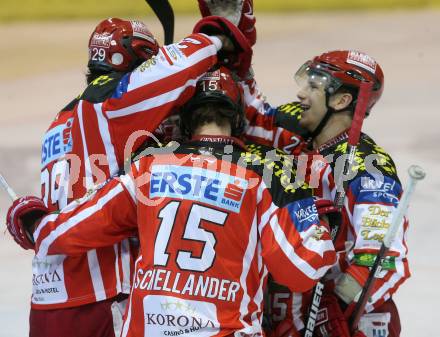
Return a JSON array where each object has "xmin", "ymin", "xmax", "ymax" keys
[
  {"xmin": 357, "ymin": 176, "xmax": 401, "ymax": 205},
  {"xmin": 201, "ymin": 69, "xmax": 221, "ymax": 81},
  {"xmin": 346, "ymin": 50, "xmax": 377, "ymax": 73},
  {"xmin": 149, "ymin": 165, "xmax": 248, "ymax": 213},
  {"xmin": 41, "ymin": 118, "xmax": 74, "ymax": 167},
  {"xmin": 286, "ymin": 197, "xmax": 319, "ymax": 232},
  {"xmin": 89, "ymin": 32, "xmax": 112, "ymax": 48}
]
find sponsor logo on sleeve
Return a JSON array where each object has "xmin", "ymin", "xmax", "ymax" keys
[
  {"xmin": 359, "ymin": 204, "xmax": 395, "ymax": 243},
  {"xmin": 41, "ymin": 118, "xmax": 74, "ymax": 167},
  {"xmin": 163, "ymin": 45, "xmax": 184, "ymax": 63},
  {"xmin": 149, "ymin": 165, "xmax": 248, "ymax": 213},
  {"xmin": 287, "ymin": 197, "xmax": 319, "ymax": 232},
  {"xmin": 358, "ymin": 176, "xmax": 401, "ymax": 205}
]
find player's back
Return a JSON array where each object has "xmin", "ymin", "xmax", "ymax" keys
[
  {"xmin": 122, "ymin": 136, "xmax": 335, "ymax": 336},
  {"xmin": 35, "ymin": 73, "xmax": 133, "ymax": 310}
]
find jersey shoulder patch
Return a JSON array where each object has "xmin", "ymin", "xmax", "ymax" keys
[
  {"xmin": 329, "ymin": 133, "xmax": 400, "ymax": 183},
  {"xmin": 80, "ymin": 72, "xmax": 125, "ymax": 103},
  {"xmin": 241, "ymin": 142, "xmax": 312, "ymax": 206}
]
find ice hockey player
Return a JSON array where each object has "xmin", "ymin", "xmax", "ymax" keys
[
  {"xmin": 195, "ymin": 2, "xmax": 409, "ymax": 336},
  {"xmin": 264, "ymin": 51, "xmax": 410, "ymax": 337},
  {"xmin": 5, "ymin": 16, "xmax": 253, "ymax": 337},
  {"xmin": 6, "ymin": 65, "xmax": 337, "ymax": 337}
]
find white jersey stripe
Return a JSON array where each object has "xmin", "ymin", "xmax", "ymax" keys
[
  {"xmin": 245, "ymin": 125, "xmax": 274, "ymax": 141},
  {"xmin": 87, "ymin": 249, "xmax": 106, "ymax": 301},
  {"xmin": 121, "ymin": 255, "xmax": 142, "ymax": 337},
  {"xmin": 106, "ymin": 77, "xmax": 199, "ymax": 119},
  {"xmin": 95, "ymin": 103, "xmax": 119, "ymax": 176},
  {"xmin": 366, "ymin": 261, "xmax": 405, "ymax": 312},
  {"xmin": 292, "ymin": 292, "xmax": 305, "ymax": 331},
  {"xmin": 127, "ymin": 42, "xmax": 217, "ymax": 92},
  {"xmin": 33, "ymin": 213, "xmax": 59, "ymax": 242},
  {"xmin": 238, "ymin": 212, "xmax": 259, "ymax": 333},
  {"xmin": 114, "ymin": 244, "xmax": 122, "ymax": 294},
  {"xmin": 269, "ymin": 215, "xmax": 328, "ymax": 280},
  {"xmin": 120, "ymin": 174, "xmax": 137, "ymax": 204},
  {"xmin": 273, "ymin": 128, "xmax": 283, "ymax": 148},
  {"xmin": 250, "ymin": 264, "xmax": 267, "ymax": 332},
  {"xmin": 258, "ymin": 203, "xmax": 278, "ymax": 235},
  {"xmin": 299, "ymin": 228, "xmax": 335, "ymax": 257},
  {"xmin": 37, "ymin": 183, "xmax": 125, "ymax": 257},
  {"xmin": 121, "ymin": 239, "xmax": 132, "ymax": 292},
  {"xmin": 257, "ymin": 181, "xmax": 278, "ymax": 234},
  {"xmin": 78, "ymin": 101, "xmax": 93, "ymax": 189}
]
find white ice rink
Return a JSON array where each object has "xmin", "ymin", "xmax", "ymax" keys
[{"xmin": 0, "ymin": 10, "xmax": 439, "ymax": 336}]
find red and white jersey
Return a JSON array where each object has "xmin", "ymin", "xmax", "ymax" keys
[
  {"xmin": 266, "ymin": 132, "xmax": 410, "ymax": 332},
  {"xmin": 34, "ymin": 136, "xmax": 336, "ymax": 336},
  {"xmin": 241, "ymin": 78, "xmax": 309, "ymax": 155},
  {"xmin": 34, "ymin": 33, "xmax": 220, "ymax": 310}
]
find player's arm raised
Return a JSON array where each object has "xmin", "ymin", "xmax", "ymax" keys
[{"xmin": 102, "ymin": 20, "xmax": 252, "ymax": 160}]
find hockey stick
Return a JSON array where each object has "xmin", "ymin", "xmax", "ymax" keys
[
  {"xmin": 303, "ymin": 81, "xmax": 373, "ymax": 337},
  {"xmin": 145, "ymin": 0, "xmax": 175, "ymax": 44},
  {"xmin": 334, "ymin": 81, "xmax": 374, "ymax": 210},
  {"xmin": 349, "ymin": 164, "xmax": 426, "ymax": 332},
  {"xmin": 0, "ymin": 172, "xmax": 18, "ymax": 201}
]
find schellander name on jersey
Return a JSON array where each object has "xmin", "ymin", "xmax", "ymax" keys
[
  {"xmin": 134, "ymin": 267, "xmax": 240, "ymax": 302},
  {"xmin": 150, "ymin": 165, "xmax": 248, "ymax": 213}
]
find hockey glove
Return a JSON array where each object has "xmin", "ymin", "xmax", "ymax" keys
[
  {"xmin": 315, "ymin": 198, "xmax": 342, "ymax": 234},
  {"xmin": 198, "ymin": 0, "xmax": 256, "ymax": 46},
  {"xmin": 193, "ymin": 16, "xmax": 252, "ymax": 78},
  {"xmin": 313, "ymin": 293, "xmax": 351, "ymax": 337},
  {"xmin": 6, "ymin": 196, "xmax": 48, "ymax": 250}
]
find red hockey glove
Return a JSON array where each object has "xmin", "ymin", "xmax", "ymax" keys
[
  {"xmin": 193, "ymin": 15, "xmax": 252, "ymax": 78},
  {"xmin": 313, "ymin": 293, "xmax": 351, "ymax": 337},
  {"xmin": 315, "ymin": 198, "xmax": 342, "ymax": 234},
  {"xmin": 198, "ymin": 0, "xmax": 256, "ymax": 46},
  {"xmin": 6, "ymin": 196, "xmax": 48, "ymax": 250},
  {"xmin": 267, "ymin": 320, "xmax": 301, "ymax": 337}
]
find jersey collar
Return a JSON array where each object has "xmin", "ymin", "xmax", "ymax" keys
[{"xmin": 189, "ymin": 135, "xmax": 247, "ymax": 150}]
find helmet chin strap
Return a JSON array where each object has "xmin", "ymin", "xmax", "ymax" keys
[{"xmin": 308, "ymin": 93, "xmax": 335, "ymax": 140}]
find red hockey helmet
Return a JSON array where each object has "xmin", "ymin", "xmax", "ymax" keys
[
  {"xmin": 295, "ymin": 50, "xmax": 384, "ymax": 113},
  {"xmin": 180, "ymin": 66, "xmax": 245, "ymax": 137},
  {"xmin": 88, "ymin": 18, "xmax": 159, "ymax": 73}
]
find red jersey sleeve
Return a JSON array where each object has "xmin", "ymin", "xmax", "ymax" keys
[
  {"xmin": 258, "ymin": 186, "xmax": 336, "ymax": 293},
  {"xmin": 102, "ymin": 33, "xmax": 220, "ymax": 163},
  {"xmin": 34, "ymin": 171, "xmax": 139, "ymax": 257},
  {"xmin": 241, "ymin": 78, "xmax": 308, "ymax": 154}
]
